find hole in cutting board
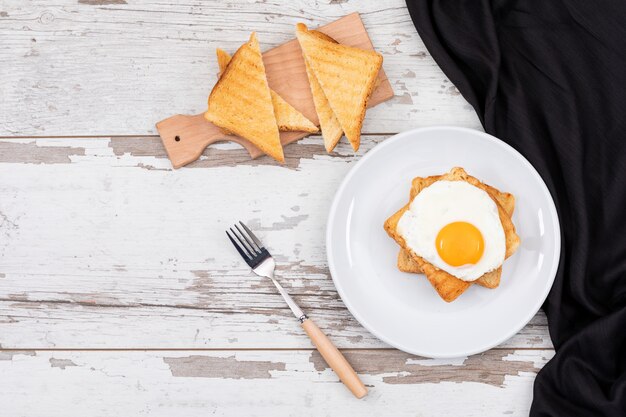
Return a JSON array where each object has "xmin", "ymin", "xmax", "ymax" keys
[{"xmin": 175, "ymin": 136, "xmax": 181, "ymax": 142}]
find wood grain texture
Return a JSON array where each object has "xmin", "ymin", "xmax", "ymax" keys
[
  {"xmin": 0, "ymin": 349, "xmax": 554, "ymax": 417},
  {"xmin": 1, "ymin": 0, "xmax": 553, "ymax": 412},
  {"xmin": 0, "ymin": 0, "xmax": 481, "ymax": 136},
  {"xmin": 0, "ymin": 137, "xmax": 552, "ymax": 350}
]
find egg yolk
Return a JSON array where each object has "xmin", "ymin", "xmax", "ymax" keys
[{"xmin": 436, "ymin": 222, "xmax": 484, "ymax": 267}]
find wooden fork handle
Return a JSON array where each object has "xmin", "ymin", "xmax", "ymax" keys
[{"xmin": 301, "ymin": 318, "xmax": 368, "ymax": 399}]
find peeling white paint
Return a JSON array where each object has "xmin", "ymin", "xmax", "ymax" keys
[
  {"xmin": 0, "ymin": 136, "xmax": 552, "ymax": 349},
  {"xmin": 0, "ymin": 1, "xmax": 481, "ymax": 136},
  {"xmin": 1, "ymin": 1, "xmax": 550, "ymax": 414},
  {"xmin": 406, "ymin": 357, "xmax": 468, "ymax": 367},
  {"xmin": 502, "ymin": 350, "xmax": 555, "ymax": 368},
  {"xmin": 0, "ymin": 350, "xmax": 544, "ymax": 416}
]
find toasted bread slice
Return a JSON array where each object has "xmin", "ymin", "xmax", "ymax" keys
[
  {"xmin": 216, "ymin": 48, "xmax": 231, "ymax": 76},
  {"xmin": 296, "ymin": 23, "xmax": 382, "ymax": 151},
  {"xmin": 309, "ymin": 30, "xmax": 338, "ymax": 44},
  {"xmin": 269, "ymin": 91, "xmax": 318, "ymax": 133},
  {"xmin": 215, "ymin": 48, "xmax": 318, "ymax": 135},
  {"xmin": 398, "ymin": 174, "xmax": 516, "ymax": 289},
  {"xmin": 214, "ymin": 48, "xmax": 236, "ymax": 136},
  {"xmin": 205, "ymin": 34, "xmax": 283, "ymax": 162},
  {"xmin": 384, "ymin": 167, "xmax": 521, "ymax": 302},
  {"xmin": 397, "ymin": 249, "xmax": 501, "ymax": 289},
  {"xmin": 300, "ymin": 32, "xmax": 343, "ymax": 152}
]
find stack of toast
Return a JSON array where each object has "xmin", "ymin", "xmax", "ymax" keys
[
  {"xmin": 384, "ymin": 167, "xmax": 521, "ymax": 302},
  {"xmin": 204, "ymin": 24, "xmax": 383, "ymax": 163},
  {"xmin": 295, "ymin": 23, "xmax": 382, "ymax": 153}
]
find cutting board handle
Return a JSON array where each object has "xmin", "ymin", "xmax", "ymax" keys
[{"xmin": 156, "ymin": 113, "xmax": 258, "ymax": 168}]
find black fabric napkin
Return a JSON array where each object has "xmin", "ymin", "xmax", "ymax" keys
[{"xmin": 404, "ymin": 1, "xmax": 626, "ymax": 415}]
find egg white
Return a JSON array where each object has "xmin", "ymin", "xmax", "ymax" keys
[{"xmin": 397, "ymin": 180, "xmax": 506, "ymax": 281}]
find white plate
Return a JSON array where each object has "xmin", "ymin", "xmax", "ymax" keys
[{"xmin": 326, "ymin": 127, "xmax": 560, "ymax": 358}]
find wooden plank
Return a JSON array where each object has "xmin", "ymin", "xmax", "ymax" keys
[
  {"xmin": 0, "ymin": 349, "xmax": 554, "ymax": 416},
  {"xmin": 1, "ymin": 1, "xmax": 551, "ymax": 408},
  {"xmin": 0, "ymin": 0, "xmax": 481, "ymax": 136},
  {"xmin": 0, "ymin": 137, "xmax": 551, "ymax": 349},
  {"xmin": 0, "ymin": 301, "xmax": 550, "ymax": 349}
]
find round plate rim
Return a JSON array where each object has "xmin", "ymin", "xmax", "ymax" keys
[{"xmin": 326, "ymin": 126, "xmax": 561, "ymax": 358}]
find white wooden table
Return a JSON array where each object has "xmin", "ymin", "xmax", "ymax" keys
[{"xmin": 0, "ymin": 1, "xmax": 554, "ymax": 415}]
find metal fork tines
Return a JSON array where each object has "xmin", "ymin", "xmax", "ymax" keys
[
  {"xmin": 226, "ymin": 221, "xmax": 270, "ymax": 269},
  {"xmin": 226, "ymin": 221, "xmax": 306, "ymax": 322}
]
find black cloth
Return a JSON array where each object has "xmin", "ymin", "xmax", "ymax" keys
[{"xmin": 404, "ymin": 1, "xmax": 626, "ymax": 415}]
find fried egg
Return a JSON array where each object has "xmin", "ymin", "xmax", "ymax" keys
[{"xmin": 397, "ymin": 180, "xmax": 506, "ymax": 281}]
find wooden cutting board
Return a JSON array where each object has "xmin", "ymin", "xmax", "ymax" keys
[{"xmin": 156, "ymin": 12, "xmax": 394, "ymax": 168}]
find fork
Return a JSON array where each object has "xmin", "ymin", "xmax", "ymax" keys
[{"xmin": 227, "ymin": 221, "xmax": 368, "ymax": 399}]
